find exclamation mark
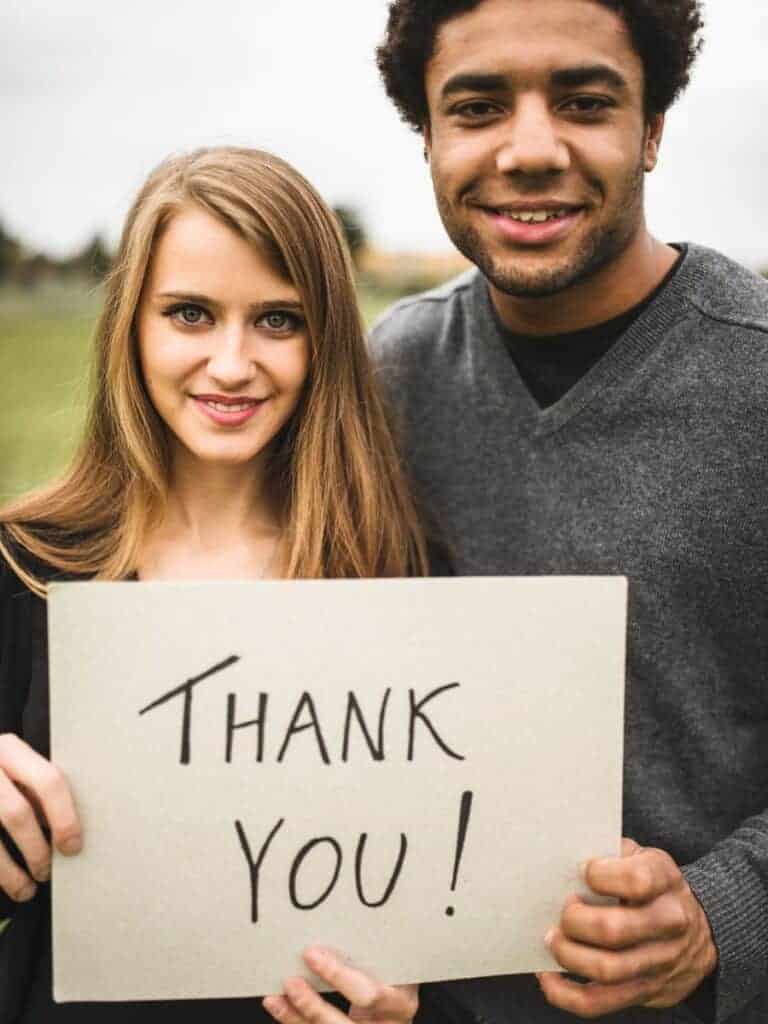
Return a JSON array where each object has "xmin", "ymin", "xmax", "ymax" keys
[{"xmin": 446, "ymin": 790, "xmax": 473, "ymax": 917}]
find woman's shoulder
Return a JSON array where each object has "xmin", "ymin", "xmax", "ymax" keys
[{"xmin": 0, "ymin": 524, "xmax": 69, "ymax": 599}]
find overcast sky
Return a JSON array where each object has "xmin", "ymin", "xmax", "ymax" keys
[{"xmin": 1, "ymin": 1, "xmax": 767, "ymax": 268}]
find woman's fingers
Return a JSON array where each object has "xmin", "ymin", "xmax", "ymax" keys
[
  {"xmin": 0, "ymin": 769, "xmax": 51, "ymax": 891},
  {"xmin": 263, "ymin": 993, "xmax": 307, "ymax": 1024},
  {"xmin": 262, "ymin": 949, "xmax": 419, "ymax": 1024},
  {"xmin": 304, "ymin": 947, "xmax": 417, "ymax": 1020},
  {"xmin": 265, "ymin": 981, "xmax": 351, "ymax": 1024},
  {"xmin": 0, "ymin": 734, "xmax": 82, "ymax": 898},
  {"xmin": 0, "ymin": 825, "xmax": 38, "ymax": 902}
]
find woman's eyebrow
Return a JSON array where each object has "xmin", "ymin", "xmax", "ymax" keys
[{"xmin": 157, "ymin": 292, "xmax": 304, "ymax": 314}]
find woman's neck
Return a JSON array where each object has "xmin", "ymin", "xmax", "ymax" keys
[{"xmin": 138, "ymin": 452, "xmax": 284, "ymax": 581}]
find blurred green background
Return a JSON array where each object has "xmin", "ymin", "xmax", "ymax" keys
[{"xmin": 0, "ymin": 281, "xmax": 98, "ymax": 502}]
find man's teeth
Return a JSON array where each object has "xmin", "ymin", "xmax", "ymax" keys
[
  {"xmin": 501, "ymin": 209, "xmax": 572, "ymax": 223},
  {"xmin": 205, "ymin": 401, "xmax": 257, "ymax": 412}
]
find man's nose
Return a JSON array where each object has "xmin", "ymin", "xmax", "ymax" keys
[{"xmin": 495, "ymin": 96, "xmax": 570, "ymax": 177}]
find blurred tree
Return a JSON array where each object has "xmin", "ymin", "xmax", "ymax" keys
[
  {"xmin": 0, "ymin": 220, "xmax": 23, "ymax": 283},
  {"xmin": 69, "ymin": 234, "xmax": 113, "ymax": 280},
  {"xmin": 333, "ymin": 205, "xmax": 367, "ymax": 269}
]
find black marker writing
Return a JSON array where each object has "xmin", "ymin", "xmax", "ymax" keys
[
  {"xmin": 408, "ymin": 683, "xmax": 465, "ymax": 761},
  {"xmin": 342, "ymin": 689, "xmax": 391, "ymax": 762},
  {"xmin": 446, "ymin": 791, "xmax": 474, "ymax": 917},
  {"xmin": 277, "ymin": 692, "xmax": 330, "ymax": 765},
  {"xmin": 355, "ymin": 832, "xmax": 408, "ymax": 908},
  {"xmin": 234, "ymin": 818, "xmax": 285, "ymax": 924},
  {"xmin": 289, "ymin": 837, "xmax": 343, "ymax": 910},
  {"xmin": 138, "ymin": 655, "xmax": 240, "ymax": 764},
  {"xmin": 227, "ymin": 692, "xmax": 268, "ymax": 762}
]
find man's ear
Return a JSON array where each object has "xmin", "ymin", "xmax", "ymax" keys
[
  {"xmin": 644, "ymin": 113, "xmax": 665, "ymax": 172},
  {"xmin": 423, "ymin": 122, "xmax": 432, "ymax": 163}
]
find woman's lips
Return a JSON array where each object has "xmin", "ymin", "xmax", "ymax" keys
[
  {"xmin": 192, "ymin": 396, "xmax": 267, "ymax": 427},
  {"xmin": 483, "ymin": 207, "xmax": 583, "ymax": 246}
]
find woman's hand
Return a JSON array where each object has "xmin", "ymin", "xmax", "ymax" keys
[
  {"xmin": 263, "ymin": 947, "xmax": 418, "ymax": 1024},
  {"xmin": 0, "ymin": 733, "xmax": 82, "ymax": 902}
]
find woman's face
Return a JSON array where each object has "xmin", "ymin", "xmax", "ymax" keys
[{"xmin": 136, "ymin": 203, "xmax": 310, "ymax": 472}]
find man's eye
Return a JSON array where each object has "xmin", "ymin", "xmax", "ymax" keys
[
  {"xmin": 165, "ymin": 304, "xmax": 211, "ymax": 326},
  {"xmin": 453, "ymin": 100, "xmax": 500, "ymax": 120},
  {"xmin": 562, "ymin": 96, "xmax": 612, "ymax": 115}
]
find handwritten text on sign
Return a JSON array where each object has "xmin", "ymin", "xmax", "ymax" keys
[{"xmin": 48, "ymin": 577, "xmax": 626, "ymax": 1002}]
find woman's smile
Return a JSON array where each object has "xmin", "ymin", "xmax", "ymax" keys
[{"xmin": 191, "ymin": 393, "xmax": 270, "ymax": 427}]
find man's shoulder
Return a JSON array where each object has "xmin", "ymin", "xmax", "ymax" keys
[
  {"xmin": 369, "ymin": 268, "xmax": 479, "ymax": 361},
  {"xmin": 685, "ymin": 244, "xmax": 768, "ymax": 335}
]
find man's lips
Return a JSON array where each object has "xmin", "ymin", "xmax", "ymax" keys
[
  {"xmin": 478, "ymin": 203, "xmax": 586, "ymax": 246},
  {"xmin": 191, "ymin": 394, "xmax": 269, "ymax": 427}
]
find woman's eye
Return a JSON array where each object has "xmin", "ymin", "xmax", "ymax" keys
[
  {"xmin": 259, "ymin": 311, "xmax": 301, "ymax": 332},
  {"xmin": 166, "ymin": 304, "xmax": 211, "ymax": 326}
]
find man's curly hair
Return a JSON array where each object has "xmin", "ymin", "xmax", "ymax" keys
[{"xmin": 376, "ymin": 0, "xmax": 704, "ymax": 131}]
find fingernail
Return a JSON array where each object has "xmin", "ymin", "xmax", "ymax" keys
[
  {"xmin": 305, "ymin": 946, "xmax": 328, "ymax": 966},
  {"xmin": 35, "ymin": 865, "xmax": 51, "ymax": 883},
  {"xmin": 578, "ymin": 860, "xmax": 589, "ymax": 880},
  {"xmin": 544, "ymin": 928, "xmax": 555, "ymax": 948},
  {"xmin": 15, "ymin": 882, "xmax": 36, "ymax": 902},
  {"xmin": 60, "ymin": 836, "xmax": 82, "ymax": 856}
]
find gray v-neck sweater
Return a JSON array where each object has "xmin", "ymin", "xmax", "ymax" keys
[{"xmin": 371, "ymin": 245, "xmax": 768, "ymax": 1024}]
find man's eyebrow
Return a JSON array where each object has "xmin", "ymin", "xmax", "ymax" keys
[
  {"xmin": 440, "ymin": 73, "xmax": 508, "ymax": 100},
  {"xmin": 550, "ymin": 65, "xmax": 629, "ymax": 91}
]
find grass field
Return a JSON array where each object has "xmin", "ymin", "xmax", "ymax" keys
[{"xmin": 0, "ymin": 281, "xmax": 399, "ymax": 503}]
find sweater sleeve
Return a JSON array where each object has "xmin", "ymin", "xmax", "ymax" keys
[{"xmin": 683, "ymin": 813, "xmax": 768, "ymax": 1021}]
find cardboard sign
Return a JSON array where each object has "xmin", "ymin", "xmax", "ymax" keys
[{"xmin": 48, "ymin": 576, "xmax": 626, "ymax": 1003}]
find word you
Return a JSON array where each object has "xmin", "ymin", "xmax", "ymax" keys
[{"xmin": 235, "ymin": 791, "xmax": 474, "ymax": 922}]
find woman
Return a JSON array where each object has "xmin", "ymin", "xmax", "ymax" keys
[{"xmin": 0, "ymin": 147, "xmax": 434, "ymax": 1022}]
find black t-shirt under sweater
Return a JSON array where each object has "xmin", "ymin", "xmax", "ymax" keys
[{"xmin": 496, "ymin": 250, "xmax": 684, "ymax": 408}]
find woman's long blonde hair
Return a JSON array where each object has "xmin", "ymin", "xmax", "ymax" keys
[{"xmin": 0, "ymin": 147, "xmax": 430, "ymax": 595}]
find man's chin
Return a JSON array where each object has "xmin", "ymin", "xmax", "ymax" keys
[{"xmin": 481, "ymin": 256, "xmax": 591, "ymax": 299}]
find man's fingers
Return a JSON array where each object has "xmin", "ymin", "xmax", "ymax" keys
[
  {"xmin": 0, "ymin": 734, "xmax": 82, "ymax": 855},
  {"xmin": 585, "ymin": 845, "xmax": 679, "ymax": 903},
  {"xmin": 538, "ymin": 970, "xmax": 656, "ymax": 1018},
  {"xmin": 304, "ymin": 947, "xmax": 417, "ymax": 1020},
  {"xmin": 561, "ymin": 891, "xmax": 689, "ymax": 948},
  {"xmin": 620, "ymin": 838, "xmax": 642, "ymax": 858},
  {"xmin": 548, "ymin": 927, "xmax": 681, "ymax": 985}
]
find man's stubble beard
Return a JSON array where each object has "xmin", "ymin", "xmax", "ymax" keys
[{"xmin": 434, "ymin": 160, "xmax": 646, "ymax": 299}]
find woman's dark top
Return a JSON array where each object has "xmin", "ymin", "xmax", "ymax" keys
[
  {"xmin": 0, "ymin": 551, "xmax": 293, "ymax": 1022},
  {"xmin": 0, "ymin": 542, "xmax": 452, "ymax": 1023}
]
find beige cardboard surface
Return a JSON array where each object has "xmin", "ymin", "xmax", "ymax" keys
[{"xmin": 48, "ymin": 576, "xmax": 626, "ymax": 1003}]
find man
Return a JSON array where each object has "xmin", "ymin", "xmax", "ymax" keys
[{"xmin": 371, "ymin": 2, "xmax": 768, "ymax": 1022}]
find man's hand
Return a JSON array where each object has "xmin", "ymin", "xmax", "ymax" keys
[
  {"xmin": 538, "ymin": 839, "xmax": 718, "ymax": 1018},
  {"xmin": 263, "ymin": 947, "xmax": 418, "ymax": 1024}
]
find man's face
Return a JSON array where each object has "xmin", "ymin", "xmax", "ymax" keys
[{"xmin": 424, "ymin": 0, "xmax": 663, "ymax": 299}]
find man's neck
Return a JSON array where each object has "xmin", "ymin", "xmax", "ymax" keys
[{"xmin": 489, "ymin": 232, "xmax": 679, "ymax": 338}]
